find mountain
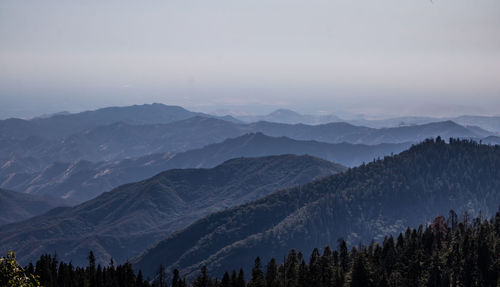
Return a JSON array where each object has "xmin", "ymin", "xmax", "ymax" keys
[
  {"xmin": 343, "ymin": 115, "xmax": 500, "ymax": 134},
  {"xmin": 348, "ymin": 116, "xmax": 439, "ymax": 128},
  {"xmin": 247, "ymin": 120, "xmax": 487, "ymax": 145},
  {"xmin": 0, "ymin": 189, "xmax": 67, "ymax": 226},
  {"xmin": 43, "ymin": 117, "xmax": 246, "ymax": 162},
  {"xmin": 360, "ymin": 120, "xmax": 486, "ymax": 144},
  {"xmin": 463, "ymin": 125, "xmax": 494, "ymax": 138},
  {"xmin": 132, "ymin": 138, "xmax": 500, "ymax": 279},
  {"xmin": 0, "ymin": 133, "xmax": 410, "ymax": 203},
  {"xmin": 1, "ymin": 116, "xmax": 483, "ymax": 169},
  {"xmin": 238, "ymin": 110, "xmax": 500, "ymax": 134},
  {"xmin": 237, "ymin": 109, "xmax": 343, "ymax": 125},
  {"xmin": 452, "ymin": 115, "xmax": 500, "ymax": 133},
  {"xmin": 0, "ymin": 155, "xmax": 344, "ymax": 266},
  {"xmin": 165, "ymin": 133, "xmax": 412, "ymax": 168},
  {"xmin": 0, "ymin": 103, "xmax": 239, "ymax": 141},
  {"xmin": 0, "ymin": 117, "xmax": 244, "ymax": 164}
]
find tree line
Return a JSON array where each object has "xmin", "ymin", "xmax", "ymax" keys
[
  {"xmin": 2, "ymin": 208, "xmax": 498, "ymax": 287},
  {"xmin": 186, "ymin": 209, "xmax": 500, "ymax": 287}
]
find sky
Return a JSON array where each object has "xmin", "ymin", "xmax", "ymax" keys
[{"xmin": 1, "ymin": 0, "xmax": 499, "ymax": 119}]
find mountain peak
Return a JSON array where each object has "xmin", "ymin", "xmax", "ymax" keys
[{"xmin": 268, "ymin": 109, "xmax": 302, "ymax": 116}]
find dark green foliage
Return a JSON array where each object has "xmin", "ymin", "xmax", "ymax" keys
[
  {"xmin": 265, "ymin": 259, "xmax": 279, "ymax": 287},
  {"xmin": 23, "ymin": 252, "xmax": 150, "ymax": 287},
  {"xmin": 135, "ymin": 139, "xmax": 500, "ymax": 279},
  {"xmin": 237, "ymin": 269, "xmax": 246, "ymax": 287},
  {"xmin": 247, "ymin": 258, "xmax": 265, "ymax": 287},
  {"xmin": 221, "ymin": 272, "xmax": 230, "ymax": 287},
  {"xmin": 178, "ymin": 210, "xmax": 500, "ymax": 287},
  {"xmin": 0, "ymin": 251, "xmax": 40, "ymax": 287},
  {"xmin": 0, "ymin": 154, "xmax": 343, "ymax": 266},
  {"xmin": 349, "ymin": 253, "xmax": 371, "ymax": 287},
  {"xmin": 192, "ymin": 266, "xmax": 212, "ymax": 287},
  {"xmin": 15, "ymin": 209, "xmax": 500, "ymax": 286}
]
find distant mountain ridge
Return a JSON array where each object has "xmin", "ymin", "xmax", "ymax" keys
[
  {"xmin": 238, "ymin": 109, "xmax": 500, "ymax": 133},
  {"xmin": 0, "ymin": 155, "xmax": 344, "ymax": 266},
  {"xmin": 0, "ymin": 103, "xmax": 239, "ymax": 141},
  {"xmin": 0, "ymin": 117, "xmax": 244, "ymax": 164},
  {"xmin": 237, "ymin": 109, "xmax": 342, "ymax": 125},
  {"xmin": 0, "ymin": 116, "xmax": 490, "ymax": 166},
  {"xmin": 0, "ymin": 133, "xmax": 409, "ymax": 203},
  {"xmin": 246, "ymin": 120, "xmax": 487, "ymax": 144},
  {"xmin": 132, "ymin": 139, "xmax": 500, "ymax": 279}
]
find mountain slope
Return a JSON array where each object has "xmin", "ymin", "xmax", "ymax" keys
[
  {"xmin": 0, "ymin": 155, "xmax": 344, "ymax": 266},
  {"xmin": 0, "ymin": 189, "xmax": 67, "ymax": 226},
  {"xmin": 452, "ymin": 115, "xmax": 500, "ymax": 133},
  {"xmin": 44, "ymin": 117, "xmax": 245, "ymax": 162},
  {"xmin": 0, "ymin": 133, "xmax": 409, "ymax": 203},
  {"xmin": 133, "ymin": 138, "xmax": 500, "ymax": 278}
]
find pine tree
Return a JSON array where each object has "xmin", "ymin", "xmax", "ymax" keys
[
  {"xmin": 192, "ymin": 266, "xmax": 210, "ymax": 287},
  {"xmin": 265, "ymin": 258, "xmax": 279, "ymax": 287},
  {"xmin": 309, "ymin": 248, "xmax": 321, "ymax": 287},
  {"xmin": 237, "ymin": 269, "xmax": 245, "ymax": 287},
  {"xmin": 284, "ymin": 249, "xmax": 299, "ymax": 287},
  {"xmin": 248, "ymin": 257, "xmax": 265, "ymax": 287},
  {"xmin": 230, "ymin": 270, "xmax": 238, "ymax": 287},
  {"xmin": 338, "ymin": 239, "xmax": 349, "ymax": 273},
  {"xmin": 172, "ymin": 269, "xmax": 181, "ymax": 287},
  {"xmin": 156, "ymin": 264, "xmax": 165, "ymax": 287},
  {"xmin": 221, "ymin": 272, "xmax": 231, "ymax": 287},
  {"xmin": 88, "ymin": 251, "xmax": 96, "ymax": 287},
  {"xmin": 350, "ymin": 253, "xmax": 371, "ymax": 287}
]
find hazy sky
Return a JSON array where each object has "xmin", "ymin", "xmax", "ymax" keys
[{"xmin": 1, "ymin": 0, "xmax": 499, "ymax": 119}]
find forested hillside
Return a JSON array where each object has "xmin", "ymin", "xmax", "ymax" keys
[
  {"xmin": 133, "ymin": 138, "xmax": 500, "ymax": 279},
  {"xmin": 184, "ymin": 210, "xmax": 500, "ymax": 287},
  {"xmin": 0, "ymin": 155, "xmax": 343, "ymax": 266},
  {"xmin": 0, "ymin": 133, "xmax": 409, "ymax": 203},
  {"xmin": 6, "ymin": 209, "xmax": 499, "ymax": 286}
]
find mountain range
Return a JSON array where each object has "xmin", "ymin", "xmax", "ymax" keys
[
  {"xmin": 132, "ymin": 139, "xmax": 500, "ymax": 279},
  {"xmin": 0, "ymin": 133, "xmax": 410, "ymax": 203},
  {"xmin": 0, "ymin": 116, "xmax": 244, "ymax": 164},
  {"xmin": 245, "ymin": 119, "xmax": 488, "ymax": 144},
  {"xmin": 237, "ymin": 109, "xmax": 343, "ymax": 125},
  {"xmin": 0, "ymin": 115, "xmax": 491, "ymax": 166},
  {"xmin": 0, "ymin": 103, "xmax": 494, "ymax": 208},
  {"xmin": 1, "ymin": 103, "xmax": 500, "ymax": 282},
  {"xmin": 235, "ymin": 108, "xmax": 500, "ymax": 133},
  {"xmin": 0, "ymin": 103, "xmax": 238, "ymax": 140},
  {"xmin": 0, "ymin": 155, "xmax": 344, "ymax": 266}
]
